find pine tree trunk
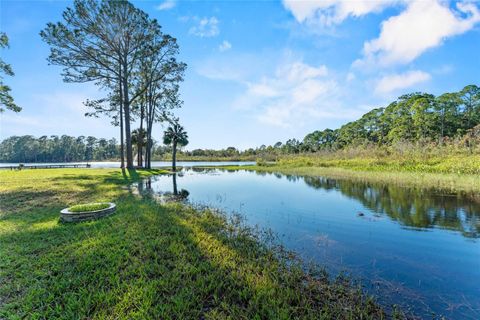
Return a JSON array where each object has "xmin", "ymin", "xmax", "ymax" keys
[
  {"xmin": 145, "ymin": 98, "xmax": 154, "ymax": 170},
  {"xmin": 138, "ymin": 105, "xmax": 144, "ymax": 167},
  {"xmin": 146, "ymin": 134, "xmax": 152, "ymax": 169},
  {"xmin": 118, "ymin": 68, "xmax": 125, "ymax": 169},
  {"xmin": 122, "ymin": 72, "xmax": 133, "ymax": 169},
  {"xmin": 148, "ymin": 121, "xmax": 153, "ymax": 169},
  {"xmin": 119, "ymin": 93, "xmax": 125, "ymax": 168},
  {"xmin": 172, "ymin": 140, "xmax": 177, "ymax": 172}
]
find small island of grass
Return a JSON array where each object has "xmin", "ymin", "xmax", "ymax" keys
[
  {"xmin": 61, "ymin": 201, "xmax": 117, "ymax": 223},
  {"xmin": 68, "ymin": 202, "xmax": 111, "ymax": 213}
]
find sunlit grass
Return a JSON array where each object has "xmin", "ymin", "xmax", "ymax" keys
[
  {"xmin": 68, "ymin": 203, "xmax": 110, "ymax": 212},
  {"xmin": 0, "ymin": 168, "xmax": 395, "ymax": 319},
  {"xmin": 275, "ymin": 153, "xmax": 480, "ymax": 175}
]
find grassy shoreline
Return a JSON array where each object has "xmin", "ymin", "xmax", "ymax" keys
[
  {"xmin": 219, "ymin": 163, "xmax": 480, "ymax": 195},
  {"xmin": 0, "ymin": 168, "xmax": 400, "ymax": 319}
]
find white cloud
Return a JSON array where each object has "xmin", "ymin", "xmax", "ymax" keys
[
  {"xmin": 284, "ymin": 61, "xmax": 328, "ymax": 81},
  {"xmin": 375, "ymin": 70, "xmax": 431, "ymax": 95},
  {"xmin": 156, "ymin": 0, "xmax": 176, "ymax": 11},
  {"xmin": 189, "ymin": 17, "xmax": 219, "ymax": 37},
  {"xmin": 196, "ymin": 51, "xmax": 367, "ymax": 128},
  {"xmin": 196, "ymin": 52, "xmax": 268, "ymax": 82},
  {"xmin": 356, "ymin": 0, "xmax": 480, "ymax": 67},
  {"xmin": 248, "ymin": 82, "xmax": 279, "ymax": 98},
  {"xmin": 219, "ymin": 40, "xmax": 232, "ymax": 52},
  {"xmin": 232, "ymin": 61, "xmax": 347, "ymax": 127},
  {"xmin": 282, "ymin": 0, "xmax": 399, "ymax": 26}
]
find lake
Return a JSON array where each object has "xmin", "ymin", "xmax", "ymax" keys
[
  {"xmin": 138, "ymin": 167, "xmax": 480, "ymax": 319},
  {"xmin": 0, "ymin": 161, "xmax": 255, "ymax": 168}
]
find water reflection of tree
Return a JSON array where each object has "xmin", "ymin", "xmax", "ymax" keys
[
  {"xmin": 171, "ymin": 173, "xmax": 189, "ymax": 200},
  {"xmin": 137, "ymin": 177, "xmax": 152, "ymax": 194},
  {"xmin": 172, "ymin": 173, "xmax": 178, "ymax": 195},
  {"xmin": 301, "ymin": 176, "xmax": 479, "ymax": 238},
  {"xmin": 137, "ymin": 175, "xmax": 189, "ymax": 201}
]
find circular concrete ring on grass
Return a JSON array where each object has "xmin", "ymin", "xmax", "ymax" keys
[{"xmin": 60, "ymin": 202, "xmax": 116, "ymax": 222}]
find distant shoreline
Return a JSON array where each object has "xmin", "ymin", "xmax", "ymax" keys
[{"xmin": 216, "ymin": 163, "xmax": 480, "ymax": 194}]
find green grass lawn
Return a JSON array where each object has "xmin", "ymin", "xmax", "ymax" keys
[{"xmin": 0, "ymin": 168, "xmax": 394, "ymax": 319}]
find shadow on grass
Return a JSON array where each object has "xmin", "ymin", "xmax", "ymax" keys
[
  {"xmin": 0, "ymin": 169, "xmax": 162, "ymax": 224},
  {"xmin": 1, "ymin": 193, "xmax": 287, "ymax": 319},
  {"xmin": 44, "ymin": 168, "xmax": 161, "ymax": 184},
  {"xmin": 107, "ymin": 168, "xmax": 159, "ymax": 184},
  {"xmin": 0, "ymin": 190, "xmax": 57, "ymax": 217}
]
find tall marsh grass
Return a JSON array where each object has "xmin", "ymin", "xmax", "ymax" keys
[{"xmin": 274, "ymin": 143, "xmax": 480, "ymax": 175}]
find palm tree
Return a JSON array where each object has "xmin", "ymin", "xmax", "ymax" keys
[
  {"xmin": 131, "ymin": 128, "xmax": 147, "ymax": 167},
  {"xmin": 163, "ymin": 120, "xmax": 188, "ymax": 172}
]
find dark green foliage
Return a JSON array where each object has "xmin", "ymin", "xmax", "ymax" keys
[
  {"xmin": 163, "ymin": 119, "xmax": 188, "ymax": 171},
  {"xmin": 0, "ymin": 32, "xmax": 21, "ymax": 113},
  {"xmin": 0, "ymin": 135, "xmax": 118, "ymax": 163},
  {"xmin": 163, "ymin": 121, "xmax": 189, "ymax": 147},
  {"xmin": 300, "ymin": 86, "xmax": 479, "ymax": 152}
]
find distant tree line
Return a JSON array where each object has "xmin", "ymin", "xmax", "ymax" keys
[
  {"xmin": 299, "ymin": 85, "xmax": 479, "ymax": 153},
  {"xmin": 178, "ymin": 85, "xmax": 480, "ymax": 159},
  {"xmin": 0, "ymin": 135, "xmax": 118, "ymax": 163},
  {"xmin": 2, "ymin": 85, "xmax": 478, "ymax": 163},
  {"xmin": 0, "ymin": 134, "xmax": 184, "ymax": 164}
]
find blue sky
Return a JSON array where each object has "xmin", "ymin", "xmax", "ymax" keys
[{"xmin": 1, "ymin": 0, "xmax": 479, "ymax": 150}]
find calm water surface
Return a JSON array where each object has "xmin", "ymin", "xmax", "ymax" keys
[
  {"xmin": 140, "ymin": 168, "xmax": 480, "ymax": 319},
  {"xmin": 0, "ymin": 161, "xmax": 254, "ymax": 168}
]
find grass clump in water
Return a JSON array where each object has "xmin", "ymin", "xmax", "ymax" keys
[{"xmin": 68, "ymin": 202, "xmax": 110, "ymax": 212}]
